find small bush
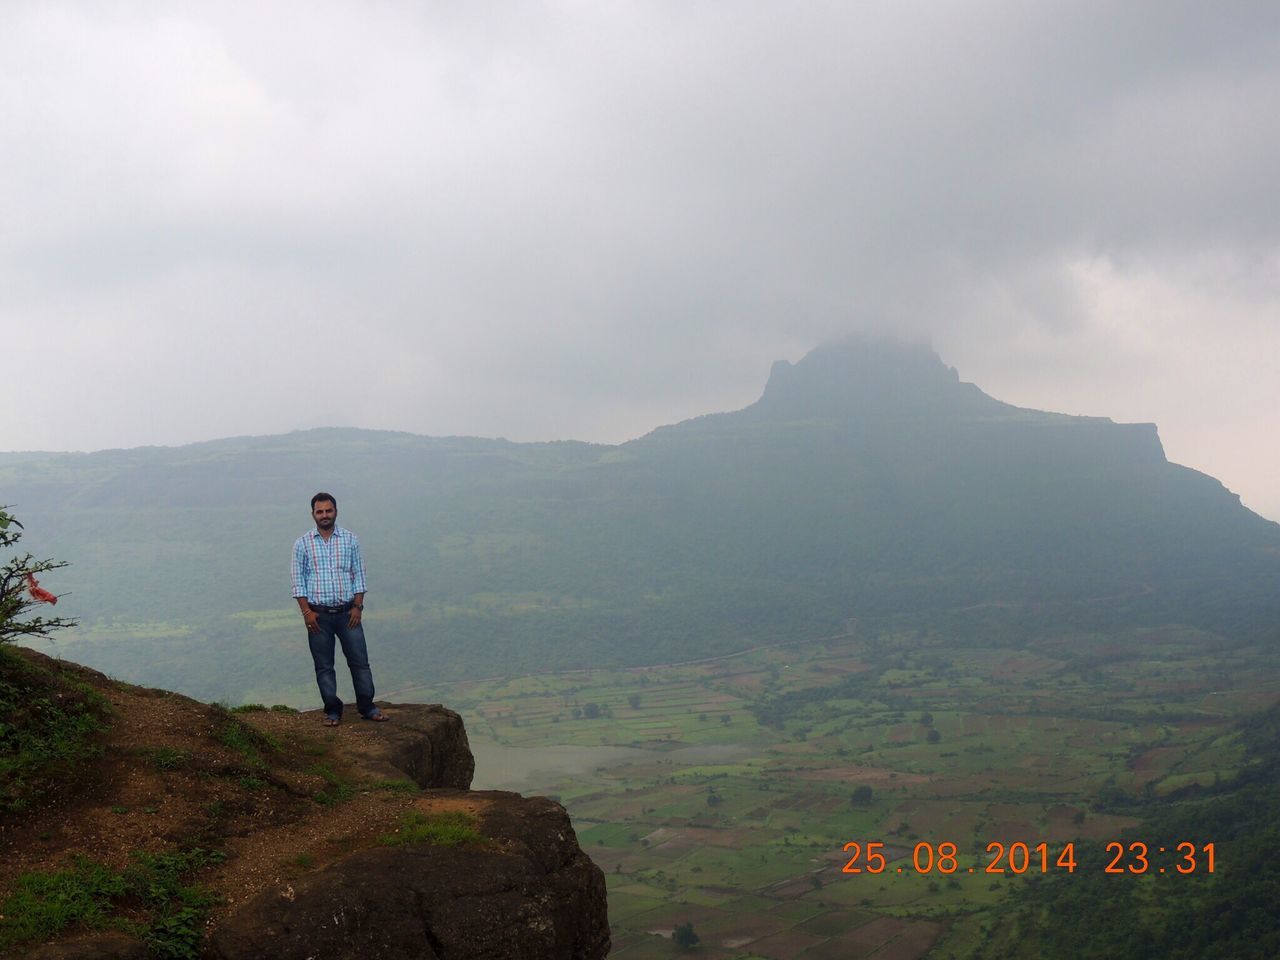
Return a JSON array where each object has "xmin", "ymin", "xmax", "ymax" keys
[
  {"xmin": 0, "ymin": 509, "xmax": 76, "ymax": 646},
  {"xmin": 145, "ymin": 905, "xmax": 205, "ymax": 960}
]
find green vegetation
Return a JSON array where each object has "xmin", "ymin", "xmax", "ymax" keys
[
  {"xmin": 0, "ymin": 508, "xmax": 76, "ymax": 647},
  {"xmin": 672, "ymin": 920, "xmax": 700, "ymax": 949},
  {"xmin": 0, "ymin": 858, "xmax": 124, "ymax": 945},
  {"xmin": 308, "ymin": 763, "xmax": 354, "ymax": 806},
  {"xmin": 0, "ymin": 646, "xmax": 111, "ymax": 812},
  {"xmin": 380, "ymin": 810, "xmax": 483, "ymax": 847},
  {"xmin": 0, "ymin": 510, "xmax": 104, "ymax": 812},
  {"xmin": 454, "ymin": 622, "xmax": 1280, "ymax": 957},
  {"xmin": 968, "ymin": 703, "xmax": 1280, "ymax": 960},
  {"xmin": 212, "ymin": 712, "xmax": 281, "ymax": 768},
  {"xmin": 0, "ymin": 848, "xmax": 221, "ymax": 959}
]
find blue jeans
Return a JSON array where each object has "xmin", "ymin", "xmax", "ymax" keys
[{"xmin": 307, "ymin": 610, "xmax": 377, "ymax": 718}]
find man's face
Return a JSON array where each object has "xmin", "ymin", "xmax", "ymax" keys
[{"xmin": 312, "ymin": 500, "xmax": 337, "ymax": 530}]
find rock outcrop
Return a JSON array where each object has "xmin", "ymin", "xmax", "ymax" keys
[
  {"xmin": 208, "ymin": 792, "xmax": 610, "ymax": 960},
  {"xmin": 0, "ymin": 648, "xmax": 609, "ymax": 960},
  {"xmin": 329, "ymin": 702, "xmax": 477, "ymax": 789}
]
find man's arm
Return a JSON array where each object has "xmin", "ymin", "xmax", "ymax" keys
[
  {"xmin": 298, "ymin": 596, "xmax": 320, "ymax": 632},
  {"xmin": 291, "ymin": 537, "xmax": 309, "ymax": 599},
  {"xmin": 292, "ymin": 538, "xmax": 319, "ymax": 632},
  {"xmin": 348, "ymin": 591, "xmax": 365, "ymax": 627},
  {"xmin": 348, "ymin": 533, "xmax": 367, "ymax": 627},
  {"xmin": 349, "ymin": 534, "xmax": 367, "ymax": 596}
]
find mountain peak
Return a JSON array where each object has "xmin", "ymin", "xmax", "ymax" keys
[{"xmin": 750, "ymin": 337, "xmax": 1013, "ymax": 420}]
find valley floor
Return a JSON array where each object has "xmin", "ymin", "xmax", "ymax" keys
[{"xmin": 403, "ymin": 624, "xmax": 1278, "ymax": 959}]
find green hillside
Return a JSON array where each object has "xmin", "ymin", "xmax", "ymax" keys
[
  {"xmin": 5, "ymin": 339, "xmax": 1278, "ymax": 702},
  {"xmin": 972, "ymin": 701, "xmax": 1280, "ymax": 960}
]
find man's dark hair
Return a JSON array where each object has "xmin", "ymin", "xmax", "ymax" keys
[{"xmin": 311, "ymin": 492, "xmax": 337, "ymax": 511}]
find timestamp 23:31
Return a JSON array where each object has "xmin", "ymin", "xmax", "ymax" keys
[{"xmin": 841, "ymin": 840, "xmax": 1216, "ymax": 875}]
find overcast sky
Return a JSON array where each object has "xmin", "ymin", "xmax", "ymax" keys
[{"xmin": 3, "ymin": 1, "xmax": 1278, "ymax": 519}]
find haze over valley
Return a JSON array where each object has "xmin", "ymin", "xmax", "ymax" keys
[{"xmin": 9, "ymin": 339, "xmax": 1278, "ymax": 705}]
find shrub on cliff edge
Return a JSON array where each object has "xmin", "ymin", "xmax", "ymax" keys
[{"xmin": 0, "ymin": 509, "xmax": 102, "ymax": 812}]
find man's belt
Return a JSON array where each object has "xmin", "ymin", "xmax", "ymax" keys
[{"xmin": 310, "ymin": 602, "xmax": 353, "ymax": 615}]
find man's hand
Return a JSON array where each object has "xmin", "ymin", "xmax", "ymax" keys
[
  {"xmin": 347, "ymin": 606, "xmax": 362, "ymax": 629},
  {"xmin": 303, "ymin": 610, "xmax": 321, "ymax": 633}
]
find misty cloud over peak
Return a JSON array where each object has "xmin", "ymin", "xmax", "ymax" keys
[{"xmin": 1, "ymin": 2, "xmax": 1277, "ymax": 518}]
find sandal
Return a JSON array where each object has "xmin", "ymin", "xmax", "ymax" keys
[
  {"xmin": 323, "ymin": 715, "xmax": 341, "ymax": 727},
  {"xmin": 363, "ymin": 710, "xmax": 389, "ymax": 722}
]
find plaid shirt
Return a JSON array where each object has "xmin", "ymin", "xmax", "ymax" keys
[{"xmin": 291, "ymin": 525, "xmax": 367, "ymax": 605}]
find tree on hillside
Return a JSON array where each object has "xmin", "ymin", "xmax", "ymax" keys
[
  {"xmin": 672, "ymin": 921, "xmax": 700, "ymax": 950},
  {"xmin": 0, "ymin": 509, "xmax": 75, "ymax": 645}
]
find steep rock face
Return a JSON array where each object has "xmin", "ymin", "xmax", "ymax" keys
[
  {"xmin": 209, "ymin": 708, "xmax": 608, "ymax": 960},
  {"xmin": 208, "ymin": 792, "xmax": 610, "ymax": 960}
]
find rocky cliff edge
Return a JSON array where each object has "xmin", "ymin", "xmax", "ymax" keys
[{"xmin": 0, "ymin": 646, "xmax": 609, "ymax": 960}]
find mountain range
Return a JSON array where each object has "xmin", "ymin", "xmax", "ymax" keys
[{"xmin": 5, "ymin": 338, "xmax": 1277, "ymax": 701}]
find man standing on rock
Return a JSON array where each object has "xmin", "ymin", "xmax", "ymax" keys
[{"xmin": 291, "ymin": 492, "xmax": 389, "ymax": 726}]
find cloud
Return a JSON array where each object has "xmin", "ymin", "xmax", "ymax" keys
[{"xmin": 2, "ymin": 1, "xmax": 1278, "ymax": 516}]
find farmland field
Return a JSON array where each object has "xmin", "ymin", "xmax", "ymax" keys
[{"xmin": 381, "ymin": 624, "xmax": 1280, "ymax": 958}]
